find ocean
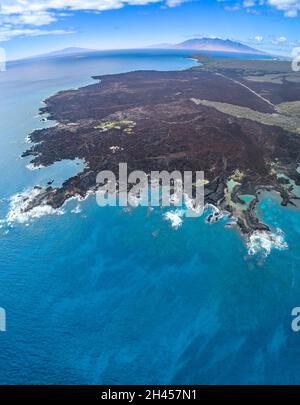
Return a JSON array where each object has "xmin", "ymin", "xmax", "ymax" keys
[{"xmin": 0, "ymin": 49, "xmax": 300, "ymax": 384}]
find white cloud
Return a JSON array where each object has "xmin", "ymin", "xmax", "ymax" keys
[
  {"xmin": 166, "ymin": 0, "xmax": 188, "ymax": 6},
  {"xmin": 0, "ymin": 0, "xmax": 185, "ymax": 18},
  {"xmin": 271, "ymin": 35, "xmax": 289, "ymax": 44},
  {"xmin": 0, "ymin": 0, "xmax": 187, "ymax": 41},
  {"xmin": 223, "ymin": 0, "xmax": 300, "ymax": 17},
  {"xmin": 224, "ymin": 4, "xmax": 241, "ymax": 11},
  {"xmin": 243, "ymin": 0, "xmax": 255, "ymax": 7},
  {"xmin": 278, "ymin": 36, "xmax": 288, "ymax": 42},
  {"xmin": 246, "ymin": 7, "xmax": 260, "ymax": 13},
  {"xmin": 2, "ymin": 11, "xmax": 57, "ymax": 27},
  {"xmin": 0, "ymin": 27, "xmax": 74, "ymax": 42},
  {"xmin": 0, "ymin": 0, "xmax": 299, "ymax": 43},
  {"xmin": 268, "ymin": 0, "xmax": 300, "ymax": 17}
]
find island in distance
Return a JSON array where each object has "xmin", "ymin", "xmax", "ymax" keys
[
  {"xmin": 150, "ymin": 37, "xmax": 266, "ymax": 55},
  {"xmin": 25, "ymin": 37, "xmax": 266, "ymax": 61},
  {"xmin": 21, "ymin": 54, "xmax": 300, "ymax": 240}
]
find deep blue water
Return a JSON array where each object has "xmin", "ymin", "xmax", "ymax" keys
[{"xmin": 0, "ymin": 50, "xmax": 300, "ymax": 385}]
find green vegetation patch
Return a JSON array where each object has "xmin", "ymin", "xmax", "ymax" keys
[{"xmin": 95, "ymin": 120, "xmax": 136, "ymax": 133}]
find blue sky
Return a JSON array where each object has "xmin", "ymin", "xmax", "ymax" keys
[{"xmin": 0, "ymin": 0, "xmax": 299, "ymax": 60}]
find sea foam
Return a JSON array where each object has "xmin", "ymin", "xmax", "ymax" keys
[
  {"xmin": 164, "ymin": 209, "xmax": 185, "ymax": 229},
  {"xmin": 71, "ymin": 205, "xmax": 82, "ymax": 214},
  {"xmin": 6, "ymin": 188, "xmax": 64, "ymax": 225},
  {"xmin": 26, "ymin": 163, "xmax": 45, "ymax": 171},
  {"xmin": 247, "ymin": 228, "xmax": 288, "ymax": 257}
]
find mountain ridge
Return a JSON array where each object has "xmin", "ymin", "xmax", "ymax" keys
[
  {"xmin": 17, "ymin": 38, "xmax": 266, "ymax": 62},
  {"xmin": 151, "ymin": 37, "xmax": 266, "ymax": 55}
]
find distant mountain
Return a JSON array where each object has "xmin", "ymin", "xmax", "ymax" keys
[
  {"xmin": 151, "ymin": 38, "xmax": 265, "ymax": 55},
  {"xmin": 21, "ymin": 39, "xmax": 265, "ymax": 62},
  {"xmin": 40, "ymin": 47, "xmax": 97, "ymax": 57},
  {"xmin": 24, "ymin": 47, "xmax": 97, "ymax": 61}
]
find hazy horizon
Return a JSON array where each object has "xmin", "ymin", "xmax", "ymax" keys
[
  {"xmin": 0, "ymin": 1, "xmax": 299, "ymax": 61},
  {"xmin": 8, "ymin": 39, "xmax": 288, "ymax": 63}
]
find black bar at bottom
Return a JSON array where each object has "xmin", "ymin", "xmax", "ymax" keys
[{"xmin": 0, "ymin": 385, "xmax": 299, "ymax": 400}]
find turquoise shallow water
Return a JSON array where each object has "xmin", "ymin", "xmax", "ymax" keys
[{"xmin": 0, "ymin": 50, "xmax": 300, "ymax": 384}]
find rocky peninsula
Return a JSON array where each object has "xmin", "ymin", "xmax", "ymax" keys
[{"xmin": 21, "ymin": 55, "xmax": 300, "ymax": 235}]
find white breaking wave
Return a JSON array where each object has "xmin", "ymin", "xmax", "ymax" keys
[
  {"xmin": 183, "ymin": 193, "xmax": 205, "ymax": 217},
  {"xmin": 6, "ymin": 188, "xmax": 64, "ymax": 225},
  {"xmin": 25, "ymin": 135, "xmax": 32, "ymax": 144},
  {"xmin": 204, "ymin": 203, "xmax": 230, "ymax": 224},
  {"xmin": 4, "ymin": 186, "xmax": 94, "ymax": 227},
  {"xmin": 163, "ymin": 202, "xmax": 229, "ymax": 231},
  {"xmin": 247, "ymin": 228, "xmax": 288, "ymax": 257},
  {"xmin": 164, "ymin": 209, "xmax": 185, "ymax": 230},
  {"xmin": 71, "ymin": 205, "xmax": 82, "ymax": 214},
  {"xmin": 26, "ymin": 163, "xmax": 45, "ymax": 171},
  {"xmin": 163, "ymin": 193, "xmax": 205, "ymax": 230}
]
